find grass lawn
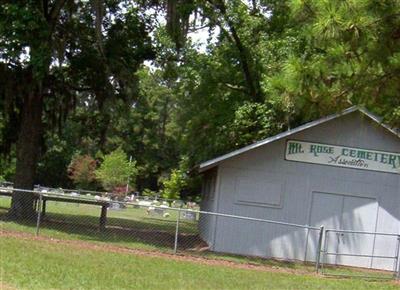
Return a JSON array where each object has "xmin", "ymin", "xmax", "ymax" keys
[
  {"xmin": 0, "ymin": 196, "xmax": 198, "ymax": 252},
  {"xmin": 0, "ymin": 196, "xmax": 397, "ymax": 281},
  {"xmin": 0, "ymin": 236, "xmax": 398, "ymax": 290}
]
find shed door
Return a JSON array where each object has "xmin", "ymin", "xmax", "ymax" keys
[
  {"xmin": 307, "ymin": 192, "xmax": 378, "ymax": 268},
  {"xmin": 338, "ymin": 195, "xmax": 378, "ymax": 268},
  {"xmin": 306, "ymin": 192, "xmax": 343, "ymax": 264}
]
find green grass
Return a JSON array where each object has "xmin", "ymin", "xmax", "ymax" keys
[
  {"xmin": 320, "ymin": 266, "xmax": 396, "ymax": 280},
  {"xmin": 0, "ymin": 196, "xmax": 196, "ymax": 231},
  {"xmin": 0, "ymin": 196, "xmax": 396, "ymax": 281},
  {"xmin": 1, "ymin": 236, "xmax": 397, "ymax": 290},
  {"xmin": 0, "ymin": 196, "xmax": 198, "ymax": 252}
]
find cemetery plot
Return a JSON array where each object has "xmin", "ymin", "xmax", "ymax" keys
[{"xmin": 0, "ymin": 194, "xmax": 203, "ymax": 252}]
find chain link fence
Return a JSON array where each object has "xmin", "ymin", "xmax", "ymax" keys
[
  {"xmin": 319, "ymin": 229, "xmax": 400, "ymax": 279},
  {"xmin": 1, "ymin": 185, "xmax": 400, "ymax": 280}
]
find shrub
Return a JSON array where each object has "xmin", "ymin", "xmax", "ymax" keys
[
  {"xmin": 95, "ymin": 148, "xmax": 137, "ymax": 194},
  {"xmin": 111, "ymin": 186, "xmax": 129, "ymax": 201},
  {"xmin": 67, "ymin": 155, "xmax": 97, "ymax": 189},
  {"xmin": 142, "ymin": 188, "xmax": 158, "ymax": 197},
  {"xmin": 161, "ymin": 169, "xmax": 187, "ymax": 201}
]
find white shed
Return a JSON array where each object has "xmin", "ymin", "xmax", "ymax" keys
[{"xmin": 198, "ymin": 107, "xmax": 400, "ymax": 270}]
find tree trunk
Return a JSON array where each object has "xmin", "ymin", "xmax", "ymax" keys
[
  {"xmin": 8, "ymin": 91, "xmax": 44, "ymax": 220},
  {"xmin": 207, "ymin": 0, "xmax": 263, "ymax": 102},
  {"xmin": 7, "ymin": 1, "xmax": 66, "ymax": 220}
]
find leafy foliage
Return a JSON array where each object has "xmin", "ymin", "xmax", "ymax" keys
[
  {"xmin": 142, "ymin": 188, "xmax": 158, "ymax": 197},
  {"xmin": 1, "ymin": 0, "xmax": 399, "ymax": 204},
  {"xmin": 229, "ymin": 102, "xmax": 286, "ymax": 148},
  {"xmin": 95, "ymin": 148, "xmax": 137, "ymax": 192},
  {"xmin": 266, "ymin": 0, "xmax": 400, "ymax": 122},
  {"xmin": 67, "ymin": 155, "xmax": 97, "ymax": 190},
  {"xmin": 161, "ymin": 169, "xmax": 187, "ymax": 201}
]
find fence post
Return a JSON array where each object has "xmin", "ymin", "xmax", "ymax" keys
[
  {"xmin": 173, "ymin": 208, "xmax": 181, "ymax": 254},
  {"xmin": 315, "ymin": 225, "xmax": 324, "ymax": 273},
  {"xmin": 35, "ymin": 193, "xmax": 43, "ymax": 236},
  {"xmin": 395, "ymin": 235, "xmax": 400, "ymax": 279},
  {"xmin": 320, "ymin": 229, "xmax": 330, "ymax": 275},
  {"xmin": 99, "ymin": 205, "xmax": 107, "ymax": 232}
]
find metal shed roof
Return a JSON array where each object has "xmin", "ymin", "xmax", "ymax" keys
[{"xmin": 199, "ymin": 106, "xmax": 400, "ymax": 172}]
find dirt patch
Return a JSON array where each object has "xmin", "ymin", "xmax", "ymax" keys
[
  {"xmin": 0, "ymin": 229, "xmax": 306, "ymax": 275},
  {"xmin": 0, "ymin": 282, "xmax": 18, "ymax": 290}
]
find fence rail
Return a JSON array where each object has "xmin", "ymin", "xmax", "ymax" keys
[
  {"xmin": 33, "ymin": 184, "xmax": 186, "ymax": 204},
  {"xmin": 318, "ymin": 229, "xmax": 400, "ymax": 279}
]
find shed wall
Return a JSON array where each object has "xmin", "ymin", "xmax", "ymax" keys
[
  {"xmin": 207, "ymin": 112, "xmax": 400, "ymax": 269},
  {"xmin": 199, "ymin": 168, "xmax": 218, "ymax": 247}
]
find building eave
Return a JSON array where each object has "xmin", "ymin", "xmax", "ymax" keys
[{"xmin": 198, "ymin": 106, "xmax": 399, "ymax": 173}]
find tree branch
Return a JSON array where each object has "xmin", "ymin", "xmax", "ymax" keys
[
  {"xmin": 205, "ymin": 0, "xmax": 262, "ymax": 102},
  {"xmin": 48, "ymin": 0, "xmax": 67, "ymax": 28},
  {"xmin": 222, "ymin": 82, "xmax": 247, "ymax": 93}
]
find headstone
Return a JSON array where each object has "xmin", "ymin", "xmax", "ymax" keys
[
  {"xmin": 110, "ymin": 202, "xmax": 121, "ymax": 210},
  {"xmin": 183, "ymin": 211, "xmax": 196, "ymax": 221}
]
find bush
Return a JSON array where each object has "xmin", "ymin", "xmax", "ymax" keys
[
  {"xmin": 161, "ymin": 169, "xmax": 187, "ymax": 201},
  {"xmin": 142, "ymin": 188, "xmax": 158, "ymax": 197},
  {"xmin": 95, "ymin": 148, "xmax": 137, "ymax": 194},
  {"xmin": 67, "ymin": 155, "xmax": 97, "ymax": 189},
  {"xmin": 111, "ymin": 186, "xmax": 129, "ymax": 201}
]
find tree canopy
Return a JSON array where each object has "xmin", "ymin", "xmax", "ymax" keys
[{"xmin": 0, "ymin": 0, "xmax": 399, "ymax": 218}]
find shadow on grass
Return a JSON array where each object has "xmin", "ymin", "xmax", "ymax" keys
[
  {"xmin": 0, "ymin": 207, "xmax": 396, "ymax": 280},
  {"xmin": 0, "ymin": 207, "xmax": 308, "ymax": 271},
  {"xmin": 0, "ymin": 208, "xmax": 206, "ymax": 251},
  {"xmin": 185, "ymin": 249, "xmax": 308, "ymax": 269},
  {"xmin": 320, "ymin": 264, "xmax": 395, "ymax": 280}
]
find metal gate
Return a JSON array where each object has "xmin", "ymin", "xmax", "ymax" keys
[{"xmin": 319, "ymin": 229, "xmax": 400, "ymax": 279}]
